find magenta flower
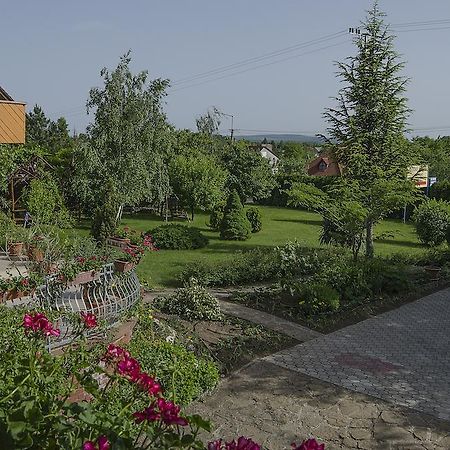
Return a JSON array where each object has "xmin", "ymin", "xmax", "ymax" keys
[
  {"xmin": 133, "ymin": 398, "xmax": 188, "ymax": 427},
  {"xmin": 226, "ymin": 437, "xmax": 261, "ymax": 450},
  {"xmin": 117, "ymin": 355, "xmax": 141, "ymax": 381},
  {"xmin": 292, "ymin": 439, "xmax": 325, "ymax": 450},
  {"xmin": 82, "ymin": 435, "xmax": 110, "ymax": 450},
  {"xmin": 80, "ymin": 312, "xmax": 98, "ymax": 329},
  {"xmin": 102, "ymin": 343, "xmax": 130, "ymax": 362},
  {"xmin": 136, "ymin": 372, "xmax": 162, "ymax": 396},
  {"xmin": 208, "ymin": 440, "xmax": 223, "ymax": 450},
  {"xmin": 23, "ymin": 313, "xmax": 60, "ymax": 337}
]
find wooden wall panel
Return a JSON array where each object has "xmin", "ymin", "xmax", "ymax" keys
[{"xmin": 0, "ymin": 101, "xmax": 25, "ymax": 144}]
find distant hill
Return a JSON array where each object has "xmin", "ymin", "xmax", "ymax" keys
[{"xmin": 236, "ymin": 134, "xmax": 323, "ymax": 144}]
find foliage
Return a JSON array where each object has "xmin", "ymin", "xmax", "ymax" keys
[
  {"xmin": 91, "ymin": 183, "xmax": 120, "ymax": 243},
  {"xmin": 413, "ymin": 199, "xmax": 450, "ymax": 247},
  {"xmin": 322, "ymin": 3, "xmax": 413, "ymax": 257},
  {"xmin": 0, "ymin": 212, "xmax": 16, "ymax": 247},
  {"xmin": 297, "ymin": 282, "xmax": 340, "ymax": 316},
  {"xmin": 170, "ymin": 151, "xmax": 227, "ymax": 220},
  {"xmin": 58, "ymin": 255, "xmax": 107, "ymax": 282},
  {"xmin": 246, "ymin": 207, "xmax": 262, "ymax": 233},
  {"xmin": 208, "ymin": 203, "xmax": 225, "ymax": 231},
  {"xmin": 77, "ymin": 52, "xmax": 172, "ymax": 212},
  {"xmin": 414, "ymin": 136, "xmax": 450, "ymax": 180},
  {"xmin": 154, "ymin": 279, "xmax": 222, "ymax": 321},
  {"xmin": 149, "ymin": 224, "xmax": 209, "ymax": 250},
  {"xmin": 276, "ymin": 141, "xmax": 315, "ymax": 176},
  {"xmin": 429, "ymin": 179, "xmax": 450, "ymax": 202},
  {"xmin": 180, "ymin": 248, "xmax": 279, "ymax": 287},
  {"xmin": 220, "ymin": 143, "xmax": 275, "ymax": 201},
  {"xmin": 128, "ymin": 312, "xmax": 219, "ymax": 405},
  {"xmin": 196, "ymin": 107, "xmax": 223, "ymax": 136},
  {"xmin": 219, "ymin": 190, "xmax": 252, "ymax": 241},
  {"xmin": 0, "ymin": 309, "xmax": 213, "ymax": 448},
  {"xmin": 24, "ymin": 174, "xmax": 72, "ymax": 228}
]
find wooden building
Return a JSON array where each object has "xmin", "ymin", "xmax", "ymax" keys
[{"xmin": 0, "ymin": 86, "xmax": 26, "ymax": 144}]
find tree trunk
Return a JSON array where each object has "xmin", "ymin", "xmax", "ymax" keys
[
  {"xmin": 191, "ymin": 206, "xmax": 195, "ymax": 221},
  {"xmin": 365, "ymin": 220, "xmax": 374, "ymax": 258}
]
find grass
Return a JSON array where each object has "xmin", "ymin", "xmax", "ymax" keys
[{"xmin": 72, "ymin": 206, "xmax": 427, "ymax": 288}]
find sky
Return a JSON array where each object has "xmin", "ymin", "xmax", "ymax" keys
[{"xmin": 2, "ymin": 0, "xmax": 450, "ymax": 138}]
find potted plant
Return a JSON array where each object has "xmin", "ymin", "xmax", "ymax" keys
[
  {"xmin": 108, "ymin": 226, "xmax": 132, "ymax": 248},
  {"xmin": 59, "ymin": 256, "xmax": 107, "ymax": 286},
  {"xmin": 114, "ymin": 246, "xmax": 144, "ymax": 273},
  {"xmin": 7, "ymin": 227, "xmax": 26, "ymax": 257},
  {"xmin": 4, "ymin": 273, "xmax": 42, "ymax": 300},
  {"xmin": 27, "ymin": 234, "xmax": 45, "ymax": 262}
]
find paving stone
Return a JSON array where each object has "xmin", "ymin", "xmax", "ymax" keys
[
  {"xmin": 265, "ymin": 287, "xmax": 450, "ymax": 421},
  {"xmin": 350, "ymin": 428, "xmax": 373, "ymax": 440}
]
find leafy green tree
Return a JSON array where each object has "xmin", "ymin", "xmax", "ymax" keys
[
  {"xmin": 82, "ymin": 51, "xmax": 172, "ymax": 213},
  {"xmin": 220, "ymin": 189, "xmax": 251, "ymax": 240},
  {"xmin": 170, "ymin": 151, "xmax": 227, "ymax": 220},
  {"xmin": 277, "ymin": 142, "xmax": 315, "ymax": 175},
  {"xmin": 196, "ymin": 107, "xmax": 222, "ymax": 136},
  {"xmin": 26, "ymin": 105, "xmax": 50, "ymax": 146},
  {"xmin": 322, "ymin": 2, "xmax": 413, "ymax": 257},
  {"xmin": 220, "ymin": 142, "xmax": 275, "ymax": 202},
  {"xmin": 414, "ymin": 136, "xmax": 450, "ymax": 180}
]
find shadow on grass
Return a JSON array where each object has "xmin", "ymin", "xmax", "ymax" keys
[
  {"xmin": 375, "ymin": 238, "xmax": 423, "ymax": 250},
  {"xmin": 273, "ymin": 218, "xmax": 323, "ymax": 226}
]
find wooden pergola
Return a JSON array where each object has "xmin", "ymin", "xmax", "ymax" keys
[{"xmin": 8, "ymin": 156, "xmax": 53, "ymax": 224}]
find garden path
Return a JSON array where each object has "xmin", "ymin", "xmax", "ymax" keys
[
  {"xmin": 192, "ymin": 287, "xmax": 450, "ymax": 449},
  {"xmin": 0, "ymin": 252, "xmax": 27, "ymax": 278}
]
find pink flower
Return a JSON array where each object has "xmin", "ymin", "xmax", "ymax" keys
[
  {"xmin": 292, "ymin": 439, "xmax": 325, "ymax": 450},
  {"xmin": 133, "ymin": 398, "xmax": 188, "ymax": 427},
  {"xmin": 80, "ymin": 312, "xmax": 98, "ymax": 329},
  {"xmin": 21, "ymin": 278, "xmax": 30, "ymax": 287},
  {"xmin": 82, "ymin": 436, "xmax": 110, "ymax": 450},
  {"xmin": 102, "ymin": 344, "xmax": 129, "ymax": 362},
  {"xmin": 136, "ymin": 372, "xmax": 162, "ymax": 396},
  {"xmin": 133, "ymin": 404, "xmax": 160, "ymax": 423},
  {"xmin": 225, "ymin": 437, "xmax": 261, "ymax": 450},
  {"xmin": 23, "ymin": 313, "xmax": 60, "ymax": 337},
  {"xmin": 117, "ymin": 355, "xmax": 141, "ymax": 381},
  {"xmin": 208, "ymin": 438, "xmax": 261, "ymax": 450}
]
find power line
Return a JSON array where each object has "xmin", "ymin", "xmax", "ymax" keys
[
  {"xmin": 171, "ymin": 39, "xmax": 351, "ymax": 92},
  {"xmin": 172, "ymin": 31, "xmax": 347, "ymax": 86}
]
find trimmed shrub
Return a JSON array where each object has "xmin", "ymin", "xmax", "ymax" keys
[
  {"xmin": 149, "ymin": 224, "xmax": 208, "ymax": 250},
  {"xmin": 219, "ymin": 190, "xmax": 251, "ymax": 241},
  {"xmin": 246, "ymin": 207, "xmax": 262, "ymax": 233},
  {"xmin": 154, "ymin": 279, "xmax": 221, "ymax": 321},
  {"xmin": 208, "ymin": 204, "xmax": 225, "ymax": 231},
  {"xmin": 91, "ymin": 185, "xmax": 119, "ymax": 243},
  {"xmin": 413, "ymin": 199, "xmax": 450, "ymax": 246}
]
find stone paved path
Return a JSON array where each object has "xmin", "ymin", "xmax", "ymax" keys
[
  {"xmin": 265, "ymin": 287, "xmax": 450, "ymax": 422},
  {"xmin": 217, "ymin": 298, "xmax": 321, "ymax": 342},
  {"xmin": 192, "ymin": 360, "xmax": 450, "ymax": 449}
]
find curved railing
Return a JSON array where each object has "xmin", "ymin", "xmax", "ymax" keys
[{"xmin": 35, "ymin": 263, "xmax": 141, "ymax": 348}]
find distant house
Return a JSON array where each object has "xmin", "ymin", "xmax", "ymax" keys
[
  {"xmin": 307, "ymin": 155, "xmax": 343, "ymax": 177},
  {"xmin": 0, "ymin": 86, "xmax": 26, "ymax": 144},
  {"xmin": 251, "ymin": 143, "xmax": 279, "ymax": 172},
  {"xmin": 308, "ymin": 153, "xmax": 428, "ymax": 187}
]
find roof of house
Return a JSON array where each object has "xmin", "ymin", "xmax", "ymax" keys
[
  {"xmin": 0, "ymin": 86, "xmax": 14, "ymax": 101},
  {"xmin": 307, "ymin": 155, "xmax": 343, "ymax": 176}
]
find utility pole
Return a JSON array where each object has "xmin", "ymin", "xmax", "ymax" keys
[{"xmin": 222, "ymin": 112, "xmax": 234, "ymax": 143}]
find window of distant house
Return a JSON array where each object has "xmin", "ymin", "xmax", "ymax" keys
[{"xmin": 318, "ymin": 160, "xmax": 328, "ymax": 172}]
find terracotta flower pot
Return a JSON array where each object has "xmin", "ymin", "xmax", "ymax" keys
[
  {"xmin": 67, "ymin": 270, "xmax": 101, "ymax": 286},
  {"xmin": 27, "ymin": 245, "xmax": 44, "ymax": 262},
  {"xmin": 107, "ymin": 237, "xmax": 131, "ymax": 249},
  {"xmin": 8, "ymin": 242, "xmax": 24, "ymax": 257},
  {"xmin": 6, "ymin": 288, "xmax": 33, "ymax": 300},
  {"xmin": 114, "ymin": 260, "xmax": 135, "ymax": 273}
]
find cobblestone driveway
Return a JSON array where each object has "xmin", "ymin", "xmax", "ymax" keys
[{"xmin": 266, "ymin": 288, "xmax": 450, "ymax": 421}]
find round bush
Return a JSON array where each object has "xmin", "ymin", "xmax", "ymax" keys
[
  {"xmin": 220, "ymin": 190, "xmax": 251, "ymax": 241},
  {"xmin": 298, "ymin": 282, "xmax": 340, "ymax": 316},
  {"xmin": 148, "ymin": 224, "xmax": 208, "ymax": 250},
  {"xmin": 413, "ymin": 199, "xmax": 450, "ymax": 247},
  {"xmin": 430, "ymin": 180, "xmax": 450, "ymax": 201},
  {"xmin": 246, "ymin": 207, "xmax": 262, "ymax": 233},
  {"xmin": 154, "ymin": 279, "xmax": 222, "ymax": 321}
]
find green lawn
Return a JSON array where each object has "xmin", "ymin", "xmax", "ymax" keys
[{"xmin": 73, "ymin": 206, "xmax": 425, "ymax": 288}]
